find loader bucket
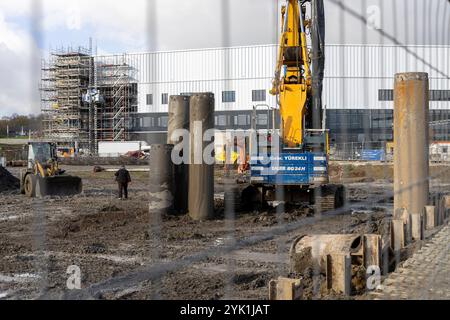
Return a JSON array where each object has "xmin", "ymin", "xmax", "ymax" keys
[{"xmin": 35, "ymin": 175, "xmax": 82, "ymax": 197}]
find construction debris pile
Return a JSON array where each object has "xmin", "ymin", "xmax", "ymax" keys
[
  {"xmin": 0, "ymin": 166, "xmax": 20, "ymax": 193},
  {"xmin": 121, "ymin": 150, "xmax": 149, "ymax": 160}
]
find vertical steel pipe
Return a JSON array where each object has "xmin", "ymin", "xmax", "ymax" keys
[
  {"xmin": 149, "ymin": 144, "xmax": 174, "ymax": 215},
  {"xmin": 168, "ymin": 95, "xmax": 190, "ymax": 214},
  {"xmin": 394, "ymin": 72, "xmax": 430, "ymax": 240},
  {"xmin": 188, "ymin": 93, "xmax": 215, "ymax": 220},
  {"xmin": 167, "ymin": 95, "xmax": 190, "ymax": 145}
]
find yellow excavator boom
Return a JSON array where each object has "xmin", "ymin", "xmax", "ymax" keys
[{"xmin": 270, "ymin": 0, "xmax": 312, "ymax": 148}]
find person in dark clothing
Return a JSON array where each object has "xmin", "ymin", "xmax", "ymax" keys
[{"xmin": 115, "ymin": 165, "xmax": 131, "ymax": 199}]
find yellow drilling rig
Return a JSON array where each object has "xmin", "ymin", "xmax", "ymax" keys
[{"xmin": 247, "ymin": 0, "xmax": 345, "ymax": 211}]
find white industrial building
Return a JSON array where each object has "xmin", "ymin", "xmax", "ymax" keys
[
  {"xmin": 121, "ymin": 43, "xmax": 449, "ymax": 144},
  {"xmin": 134, "ymin": 44, "xmax": 449, "ymax": 112},
  {"xmin": 39, "ymin": 0, "xmax": 449, "ymax": 150}
]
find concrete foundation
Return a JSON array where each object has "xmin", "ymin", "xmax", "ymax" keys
[
  {"xmin": 290, "ymin": 234, "xmax": 380, "ymax": 295},
  {"xmin": 394, "ymin": 72, "xmax": 430, "ymax": 240},
  {"xmin": 410, "ymin": 214, "xmax": 423, "ymax": 241},
  {"xmin": 363, "ymin": 234, "xmax": 382, "ymax": 269},
  {"xmin": 394, "ymin": 208, "xmax": 412, "ymax": 245},
  {"xmin": 290, "ymin": 234, "xmax": 363, "ymax": 273},
  {"xmin": 440, "ymin": 195, "xmax": 450, "ymax": 223},
  {"xmin": 269, "ymin": 277, "xmax": 302, "ymax": 300},
  {"xmin": 326, "ymin": 253, "xmax": 351, "ymax": 295},
  {"xmin": 391, "ymin": 219, "xmax": 405, "ymax": 252},
  {"xmin": 424, "ymin": 206, "xmax": 436, "ymax": 230}
]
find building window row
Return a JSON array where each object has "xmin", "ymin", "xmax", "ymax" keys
[
  {"xmin": 327, "ymin": 109, "xmax": 394, "ymax": 131},
  {"xmin": 221, "ymin": 90, "xmax": 267, "ymax": 103},
  {"xmin": 134, "ymin": 111, "xmax": 273, "ymax": 129},
  {"xmin": 252, "ymin": 90, "xmax": 266, "ymax": 102},
  {"xmin": 379, "ymin": 89, "xmax": 450, "ymax": 101},
  {"xmin": 146, "ymin": 94, "xmax": 153, "ymax": 105},
  {"xmin": 161, "ymin": 93, "xmax": 168, "ymax": 105},
  {"xmin": 222, "ymin": 91, "xmax": 235, "ymax": 103},
  {"xmin": 146, "ymin": 90, "xmax": 268, "ymax": 106}
]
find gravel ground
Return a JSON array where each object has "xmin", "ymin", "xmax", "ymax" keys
[
  {"xmin": 0, "ymin": 163, "xmax": 448, "ymax": 300},
  {"xmin": 365, "ymin": 224, "xmax": 450, "ymax": 300}
]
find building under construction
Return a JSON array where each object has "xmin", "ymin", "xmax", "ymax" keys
[
  {"xmin": 41, "ymin": 44, "xmax": 450, "ymax": 151},
  {"xmin": 40, "ymin": 46, "xmax": 138, "ymax": 154}
]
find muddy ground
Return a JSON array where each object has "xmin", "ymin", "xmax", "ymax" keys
[{"xmin": 1, "ymin": 162, "xmax": 449, "ymax": 300}]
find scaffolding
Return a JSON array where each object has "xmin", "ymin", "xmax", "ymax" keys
[
  {"xmin": 40, "ymin": 48, "xmax": 138, "ymax": 154},
  {"xmin": 41, "ymin": 47, "xmax": 91, "ymax": 144},
  {"xmin": 96, "ymin": 54, "xmax": 138, "ymax": 143}
]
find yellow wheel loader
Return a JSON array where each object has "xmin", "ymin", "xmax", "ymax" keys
[{"xmin": 20, "ymin": 142, "xmax": 82, "ymax": 197}]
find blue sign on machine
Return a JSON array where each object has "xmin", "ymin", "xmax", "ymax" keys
[
  {"xmin": 250, "ymin": 152, "xmax": 329, "ymax": 185},
  {"xmin": 360, "ymin": 149, "xmax": 385, "ymax": 161}
]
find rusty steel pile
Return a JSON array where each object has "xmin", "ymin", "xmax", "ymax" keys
[{"xmin": 148, "ymin": 93, "xmax": 215, "ymax": 221}]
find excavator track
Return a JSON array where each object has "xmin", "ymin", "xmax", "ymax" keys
[
  {"xmin": 238, "ymin": 184, "xmax": 346, "ymax": 214},
  {"xmin": 224, "ymin": 187, "xmax": 243, "ymax": 212},
  {"xmin": 313, "ymin": 184, "xmax": 346, "ymax": 213},
  {"xmin": 315, "ymin": 193, "xmax": 338, "ymax": 212}
]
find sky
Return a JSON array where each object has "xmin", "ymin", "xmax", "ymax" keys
[{"xmin": 0, "ymin": 0, "xmax": 449, "ymax": 117}]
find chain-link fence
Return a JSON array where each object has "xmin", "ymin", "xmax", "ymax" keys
[{"xmin": 0, "ymin": 0, "xmax": 450, "ymax": 303}]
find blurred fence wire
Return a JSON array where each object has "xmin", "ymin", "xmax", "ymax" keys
[{"xmin": 17, "ymin": 0, "xmax": 450, "ymax": 300}]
